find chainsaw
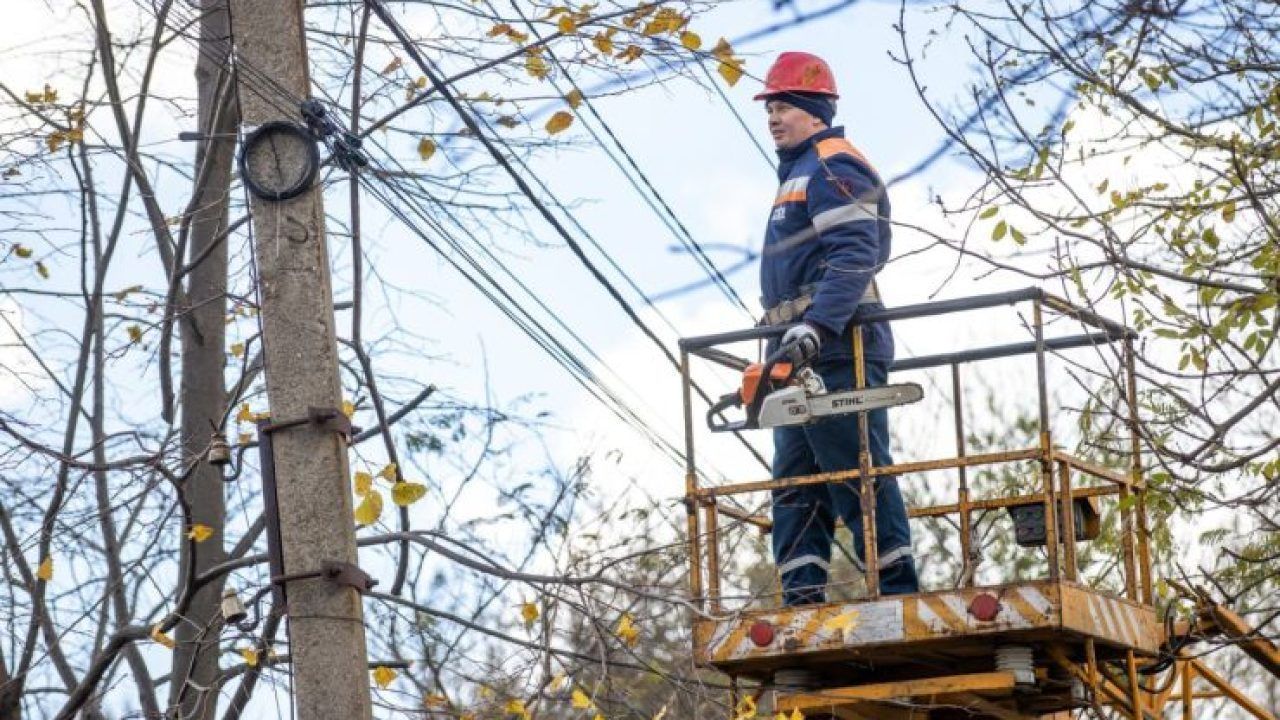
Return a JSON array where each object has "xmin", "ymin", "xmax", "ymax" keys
[{"xmin": 706, "ymin": 346, "xmax": 924, "ymax": 432}]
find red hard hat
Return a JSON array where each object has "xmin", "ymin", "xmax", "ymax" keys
[{"xmin": 754, "ymin": 52, "xmax": 839, "ymax": 101}]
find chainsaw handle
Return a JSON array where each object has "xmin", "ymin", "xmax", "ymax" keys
[
  {"xmin": 706, "ymin": 346, "xmax": 798, "ymax": 433},
  {"xmin": 706, "ymin": 391, "xmax": 746, "ymax": 433},
  {"xmin": 742, "ymin": 348, "xmax": 796, "ymax": 425}
]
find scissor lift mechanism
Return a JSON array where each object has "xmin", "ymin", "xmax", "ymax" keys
[{"xmin": 677, "ymin": 288, "xmax": 1277, "ymax": 719}]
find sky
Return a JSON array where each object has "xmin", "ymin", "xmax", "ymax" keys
[
  {"xmin": 7, "ymin": 0, "xmax": 1259, "ymax": 716},
  {"xmin": 0, "ymin": 0, "xmax": 1122, "ymax": 559}
]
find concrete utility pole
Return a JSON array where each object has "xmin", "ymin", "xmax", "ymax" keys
[{"xmin": 225, "ymin": 1, "xmax": 373, "ymax": 718}]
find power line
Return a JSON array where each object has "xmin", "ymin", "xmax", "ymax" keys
[
  {"xmin": 502, "ymin": 0, "xmax": 756, "ymax": 320},
  {"xmin": 139, "ymin": 0, "xmax": 770, "ymax": 473},
  {"xmin": 364, "ymin": 0, "xmax": 770, "ymax": 472},
  {"xmin": 357, "ymin": 173, "xmax": 695, "ymax": 469}
]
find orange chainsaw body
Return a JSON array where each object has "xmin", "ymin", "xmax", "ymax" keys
[{"xmin": 741, "ymin": 362, "xmax": 793, "ymax": 405}]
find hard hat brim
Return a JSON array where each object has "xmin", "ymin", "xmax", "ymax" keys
[{"xmin": 755, "ymin": 89, "xmax": 840, "ymax": 102}]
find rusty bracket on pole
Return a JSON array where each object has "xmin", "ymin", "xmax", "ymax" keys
[{"xmin": 259, "ymin": 406, "xmax": 358, "ymax": 444}]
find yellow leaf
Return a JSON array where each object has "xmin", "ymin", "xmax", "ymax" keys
[
  {"xmin": 36, "ymin": 556, "xmax": 53, "ymax": 581},
  {"xmin": 643, "ymin": 9, "xmax": 685, "ymax": 36},
  {"xmin": 43, "ymin": 84, "xmax": 57, "ymax": 103},
  {"xmin": 558, "ymin": 15, "xmax": 577, "ymax": 34},
  {"xmin": 615, "ymin": 612, "xmax": 639, "ymax": 647},
  {"xmin": 342, "ymin": 399, "xmax": 355, "ymax": 418},
  {"xmin": 47, "ymin": 131, "xmax": 66, "ymax": 153},
  {"xmin": 592, "ymin": 715, "xmax": 603, "ymax": 720},
  {"xmin": 187, "ymin": 524, "xmax": 214, "ymax": 543},
  {"xmin": 549, "ymin": 673, "xmax": 567, "ymax": 691},
  {"xmin": 566, "ymin": 89, "xmax": 583, "ymax": 109},
  {"xmin": 821, "ymin": 609, "xmax": 860, "ymax": 632},
  {"xmin": 372, "ymin": 664, "xmax": 397, "ymax": 688},
  {"xmin": 680, "ymin": 31, "xmax": 702, "ymax": 51},
  {"xmin": 382, "ymin": 57, "xmax": 403, "ymax": 74},
  {"xmin": 237, "ymin": 431, "xmax": 253, "ymax": 445},
  {"xmin": 733, "ymin": 694, "xmax": 756, "ymax": 720},
  {"xmin": 417, "ymin": 137, "xmax": 436, "ymax": 161},
  {"xmin": 424, "ymin": 693, "xmax": 448, "ymax": 708},
  {"xmin": 378, "ymin": 462, "xmax": 398, "ymax": 481},
  {"xmin": 496, "ymin": 115, "xmax": 521, "ymax": 128},
  {"xmin": 616, "ymin": 45, "xmax": 645, "ymax": 63},
  {"xmin": 14, "ymin": 245, "xmax": 32, "ymax": 259},
  {"xmin": 504, "ymin": 698, "xmax": 530, "ymax": 719},
  {"xmin": 66, "ymin": 127, "xmax": 83, "ymax": 144},
  {"xmin": 790, "ymin": 709, "xmax": 805, "ymax": 720},
  {"xmin": 391, "ymin": 481, "xmax": 426, "ymax": 506},
  {"xmin": 653, "ymin": 706, "xmax": 668, "ymax": 720},
  {"xmin": 717, "ymin": 59, "xmax": 744, "ymax": 87},
  {"xmin": 520, "ymin": 601, "xmax": 539, "ymax": 628},
  {"xmin": 624, "ymin": 3, "xmax": 657, "ymax": 27},
  {"xmin": 526, "ymin": 53, "xmax": 549, "ymax": 80},
  {"xmin": 235, "ymin": 403, "xmax": 253, "ymax": 424},
  {"xmin": 150, "ymin": 624, "xmax": 175, "ymax": 649},
  {"xmin": 488, "ymin": 22, "xmax": 513, "ymax": 37},
  {"xmin": 354, "ymin": 490, "xmax": 383, "ymax": 525},
  {"xmin": 545, "ymin": 111, "xmax": 574, "ymax": 135},
  {"xmin": 113, "ymin": 284, "xmax": 142, "ymax": 301},
  {"xmin": 711, "ymin": 37, "xmax": 734, "ymax": 61},
  {"xmin": 239, "ymin": 647, "xmax": 259, "ymax": 667},
  {"xmin": 592, "ymin": 33, "xmax": 614, "ymax": 55},
  {"xmin": 571, "ymin": 688, "xmax": 592, "ymax": 710},
  {"xmin": 127, "ymin": 325, "xmax": 143, "ymax": 343},
  {"xmin": 230, "ymin": 342, "xmax": 245, "ymax": 358},
  {"xmin": 25, "ymin": 91, "xmax": 42, "ymax": 104},
  {"xmin": 354, "ymin": 471, "xmax": 373, "ymax": 496}
]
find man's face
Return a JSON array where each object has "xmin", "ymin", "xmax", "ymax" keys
[{"xmin": 766, "ymin": 99, "xmax": 825, "ymax": 150}]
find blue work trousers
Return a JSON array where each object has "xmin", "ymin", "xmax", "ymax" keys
[{"xmin": 771, "ymin": 358, "xmax": 919, "ymax": 605}]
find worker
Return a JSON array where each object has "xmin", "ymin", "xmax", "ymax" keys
[{"xmin": 756, "ymin": 51, "xmax": 920, "ymax": 612}]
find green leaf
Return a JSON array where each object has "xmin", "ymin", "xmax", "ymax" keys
[
  {"xmin": 1202, "ymin": 227, "xmax": 1220, "ymax": 249},
  {"xmin": 979, "ymin": 206, "xmax": 999, "ymax": 219},
  {"xmin": 992, "ymin": 220, "xmax": 1008, "ymax": 241}
]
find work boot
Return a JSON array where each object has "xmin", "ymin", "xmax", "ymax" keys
[{"xmin": 773, "ymin": 667, "xmax": 821, "ymax": 691}]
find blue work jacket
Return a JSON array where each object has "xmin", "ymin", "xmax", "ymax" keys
[{"xmin": 760, "ymin": 126, "xmax": 894, "ymax": 364}]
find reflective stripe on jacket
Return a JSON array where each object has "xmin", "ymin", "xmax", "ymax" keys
[{"xmin": 760, "ymin": 126, "xmax": 893, "ymax": 363}]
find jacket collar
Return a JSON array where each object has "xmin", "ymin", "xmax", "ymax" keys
[{"xmin": 776, "ymin": 126, "xmax": 845, "ymax": 179}]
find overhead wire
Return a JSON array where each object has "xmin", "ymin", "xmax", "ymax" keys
[
  {"xmin": 501, "ymin": 0, "xmax": 756, "ymax": 320},
  {"xmin": 333, "ymin": 137, "xmax": 697, "ymax": 467},
  {"xmin": 363, "ymin": 0, "xmax": 771, "ymax": 471},
  {"xmin": 357, "ymin": 173, "xmax": 696, "ymax": 469},
  {"xmin": 142, "ymin": 0, "xmax": 716, "ymax": 552},
  {"xmin": 136, "ymin": 0, "xmax": 769, "ymax": 474}
]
